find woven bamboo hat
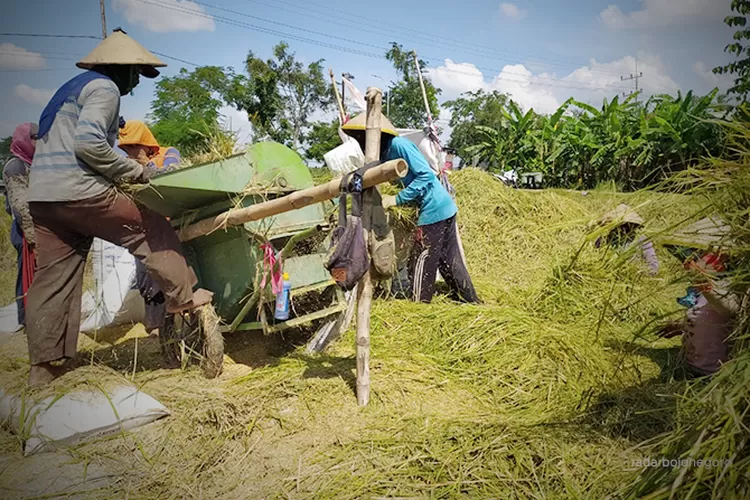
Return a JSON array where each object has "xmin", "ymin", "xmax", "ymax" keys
[
  {"xmin": 76, "ymin": 29, "xmax": 166, "ymax": 78},
  {"xmin": 599, "ymin": 204, "xmax": 645, "ymax": 227},
  {"xmin": 341, "ymin": 112, "xmax": 398, "ymax": 137}
]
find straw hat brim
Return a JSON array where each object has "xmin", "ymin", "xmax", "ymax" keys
[
  {"xmin": 341, "ymin": 112, "xmax": 398, "ymax": 136},
  {"xmin": 599, "ymin": 204, "xmax": 644, "ymax": 227},
  {"xmin": 76, "ymin": 31, "xmax": 166, "ymax": 79}
]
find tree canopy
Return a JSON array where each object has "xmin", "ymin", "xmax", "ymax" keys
[
  {"xmin": 235, "ymin": 42, "xmax": 333, "ymax": 152},
  {"xmin": 384, "ymin": 43, "xmax": 441, "ymax": 128},
  {"xmin": 714, "ymin": 0, "xmax": 750, "ymax": 101}
]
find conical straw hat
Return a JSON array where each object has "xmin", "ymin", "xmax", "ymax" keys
[
  {"xmin": 599, "ymin": 204, "xmax": 644, "ymax": 227},
  {"xmin": 342, "ymin": 112, "xmax": 398, "ymax": 137},
  {"xmin": 77, "ymin": 29, "xmax": 166, "ymax": 78}
]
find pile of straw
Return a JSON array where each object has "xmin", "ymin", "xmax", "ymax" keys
[{"xmin": 0, "ymin": 167, "xmax": 715, "ymax": 498}]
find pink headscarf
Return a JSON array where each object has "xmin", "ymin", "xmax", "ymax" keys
[{"xmin": 10, "ymin": 122, "xmax": 37, "ymax": 165}]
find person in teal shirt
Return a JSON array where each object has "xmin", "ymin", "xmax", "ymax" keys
[{"xmin": 342, "ymin": 112, "xmax": 479, "ymax": 304}]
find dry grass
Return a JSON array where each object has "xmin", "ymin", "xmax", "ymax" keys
[{"xmin": 0, "ymin": 169, "xmax": 708, "ymax": 498}]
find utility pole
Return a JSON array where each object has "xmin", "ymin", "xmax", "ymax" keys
[
  {"xmin": 621, "ymin": 59, "xmax": 643, "ymax": 101},
  {"xmin": 99, "ymin": 0, "xmax": 108, "ymax": 39},
  {"xmin": 372, "ymin": 74, "xmax": 390, "ymax": 116}
]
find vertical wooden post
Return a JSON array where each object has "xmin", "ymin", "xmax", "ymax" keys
[
  {"xmin": 329, "ymin": 68, "xmax": 346, "ymax": 124},
  {"xmin": 356, "ymin": 87, "xmax": 382, "ymax": 407}
]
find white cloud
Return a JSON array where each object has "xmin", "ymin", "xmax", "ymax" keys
[
  {"xmin": 564, "ymin": 53, "xmax": 680, "ymax": 97},
  {"xmin": 600, "ymin": 0, "xmax": 727, "ymax": 30},
  {"xmin": 499, "ymin": 3, "xmax": 526, "ymax": 20},
  {"xmin": 15, "ymin": 84, "xmax": 55, "ymax": 107},
  {"xmin": 0, "ymin": 43, "xmax": 46, "ymax": 70},
  {"xmin": 428, "ymin": 59, "xmax": 560, "ymax": 115},
  {"xmin": 693, "ymin": 61, "xmax": 733, "ymax": 91},
  {"xmin": 219, "ymin": 106, "xmax": 253, "ymax": 148},
  {"xmin": 113, "ymin": 0, "xmax": 215, "ymax": 32},
  {"xmin": 427, "ymin": 52, "xmax": 680, "ymax": 116}
]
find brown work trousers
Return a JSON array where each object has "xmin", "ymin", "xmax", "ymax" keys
[{"xmin": 26, "ymin": 188, "xmax": 197, "ymax": 365}]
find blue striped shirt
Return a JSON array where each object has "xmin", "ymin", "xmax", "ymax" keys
[{"xmin": 29, "ymin": 79, "xmax": 143, "ymax": 202}]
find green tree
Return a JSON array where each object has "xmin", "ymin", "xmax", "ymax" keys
[
  {"xmin": 714, "ymin": 0, "xmax": 750, "ymax": 101},
  {"xmin": 304, "ymin": 119, "xmax": 341, "ymax": 163},
  {"xmin": 235, "ymin": 42, "xmax": 332, "ymax": 152},
  {"xmin": 148, "ymin": 66, "xmax": 237, "ymax": 157},
  {"xmin": 444, "ymin": 90, "xmax": 510, "ymax": 163},
  {"xmin": 385, "ymin": 43, "xmax": 440, "ymax": 128},
  {"xmin": 0, "ymin": 136, "xmax": 11, "ymax": 163}
]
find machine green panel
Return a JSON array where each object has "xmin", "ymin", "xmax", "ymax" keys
[
  {"xmin": 184, "ymin": 227, "xmax": 261, "ymax": 320},
  {"xmin": 246, "ymin": 142, "xmax": 314, "ymax": 190},
  {"xmin": 283, "ymin": 254, "xmax": 332, "ymax": 289},
  {"xmin": 135, "ymin": 142, "xmax": 315, "ymax": 218}
]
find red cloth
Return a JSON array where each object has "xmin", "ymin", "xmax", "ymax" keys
[{"xmin": 22, "ymin": 237, "xmax": 35, "ymax": 307}]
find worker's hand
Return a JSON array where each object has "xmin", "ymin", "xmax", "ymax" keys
[
  {"xmin": 656, "ymin": 321, "xmax": 685, "ymax": 339},
  {"xmin": 132, "ymin": 148, "xmax": 151, "ymax": 167},
  {"xmin": 130, "ymin": 165, "xmax": 152, "ymax": 185},
  {"xmin": 381, "ymin": 195, "xmax": 397, "ymax": 209}
]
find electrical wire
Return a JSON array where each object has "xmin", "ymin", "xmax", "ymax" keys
[
  {"xmin": 132, "ymin": 0, "xmax": 630, "ymax": 92},
  {"xmin": 0, "ymin": 33, "xmax": 101, "ymax": 40},
  {"xmin": 238, "ymin": 0, "xmax": 625, "ymax": 78}
]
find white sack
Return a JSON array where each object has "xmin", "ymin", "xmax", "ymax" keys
[
  {"xmin": 0, "ymin": 385, "xmax": 169, "ymax": 455},
  {"xmin": 324, "ymin": 138, "xmax": 365, "ymax": 176},
  {"xmin": 80, "ymin": 239, "xmax": 144, "ymax": 332}
]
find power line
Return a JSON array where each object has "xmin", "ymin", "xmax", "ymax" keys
[
  {"xmin": 240, "ymin": 0, "xmax": 625, "ymax": 78},
  {"xmin": 151, "ymin": 50, "xmax": 200, "ymax": 67},
  {"xmin": 0, "ymin": 33, "xmax": 100, "ymax": 39},
  {"xmin": 135, "ymin": 0, "xmax": 629, "ymax": 92}
]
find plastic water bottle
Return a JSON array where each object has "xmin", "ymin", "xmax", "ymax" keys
[{"xmin": 274, "ymin": 273, "xmax": 291, "ymax": 320}]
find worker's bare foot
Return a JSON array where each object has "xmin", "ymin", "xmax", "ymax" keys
[
  {"xmin": 27, "ymin": 363, "xmax": 66, "ymax": 388},
  {"xmin": 167, "ymin": 288, "xmax": 214, "ymax": 314}
]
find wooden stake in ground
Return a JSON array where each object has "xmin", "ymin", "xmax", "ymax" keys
[{"xmin": 356, "ymin": 87, "xmax": 383, "ymax": 407}]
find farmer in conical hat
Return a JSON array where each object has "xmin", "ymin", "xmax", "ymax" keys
[
  {"xmin": 25, "ymin": 29, "xmax": 212, "ymax": 387},
  {"xmin": 342, "ymin": 112, "xmax": 479, "ymax": 304},
  {"xmin": 595, "ymin": 203, "xmax": 659, "ymax": 275}
]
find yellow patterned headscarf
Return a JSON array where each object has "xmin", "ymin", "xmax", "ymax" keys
[{"xmin": 118, "ymin": 120, "xmax": 160, "ymax": 149}]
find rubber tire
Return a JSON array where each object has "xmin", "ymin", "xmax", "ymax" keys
[{"xmin": 159, "ymin": 307, "xmax": 224, "ymax": 379}]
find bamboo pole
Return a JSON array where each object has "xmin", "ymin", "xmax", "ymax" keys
[
  {"xmin": 412, "ymin": 50, "xmax": 433, "ymax": 124},
  {"xmin": 356, "ymin": 87, "xmax": 382, "ymax": 407},
  {"xmin": 178, "ymin": 159, "xmax": 407, "ymax": 242},
  {"xmin": 412, "ymin": 51, "xmax": 469, "ymax": 269},
  {"xmin": 329, "ymin": 68, "xmax": 346, "ymax": 124}
]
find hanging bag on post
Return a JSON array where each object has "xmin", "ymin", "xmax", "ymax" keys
[
  {"xmin": 325, "ymin": 171, "xmax": 370, "ymax": 290},
  {"xmin": 363, "ymin": 186, "xmax": 396, "ymax": 280}
]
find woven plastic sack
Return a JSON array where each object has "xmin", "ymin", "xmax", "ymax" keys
[{"xmin": 0, "ymin": 385, "xmax": 169, "ymax": 455}]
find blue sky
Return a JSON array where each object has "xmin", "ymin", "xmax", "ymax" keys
[{"xmin": 0, "ymin": 0, "xmax": 736, "ymax": 142}]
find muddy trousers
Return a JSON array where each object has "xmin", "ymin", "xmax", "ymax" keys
[
  {"xmin": 26, "ymin": 189, "xmax": 197, "ymax": 365},
  {"xmin": 408, "ymin": 215, "xmax": 479, "ymax": 304}
]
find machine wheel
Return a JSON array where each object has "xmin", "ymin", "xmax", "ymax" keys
[{"xmin": 160, "ymin": 304, "xmax": 224, "ymax": 378}]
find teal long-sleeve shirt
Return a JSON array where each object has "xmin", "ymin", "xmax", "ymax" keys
[{"xmin": 385, "ymin": 136, "xmax": 457, "ymax": 226}]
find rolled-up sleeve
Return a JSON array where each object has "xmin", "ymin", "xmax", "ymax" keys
[{"xmin": 74, "ymin": 83, "xmax": 143, "ymax": 182}]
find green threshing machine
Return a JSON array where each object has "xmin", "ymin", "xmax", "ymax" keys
[{"xmin": 135, "ymin": 142, "xmax": 358, "ymax": 377}]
